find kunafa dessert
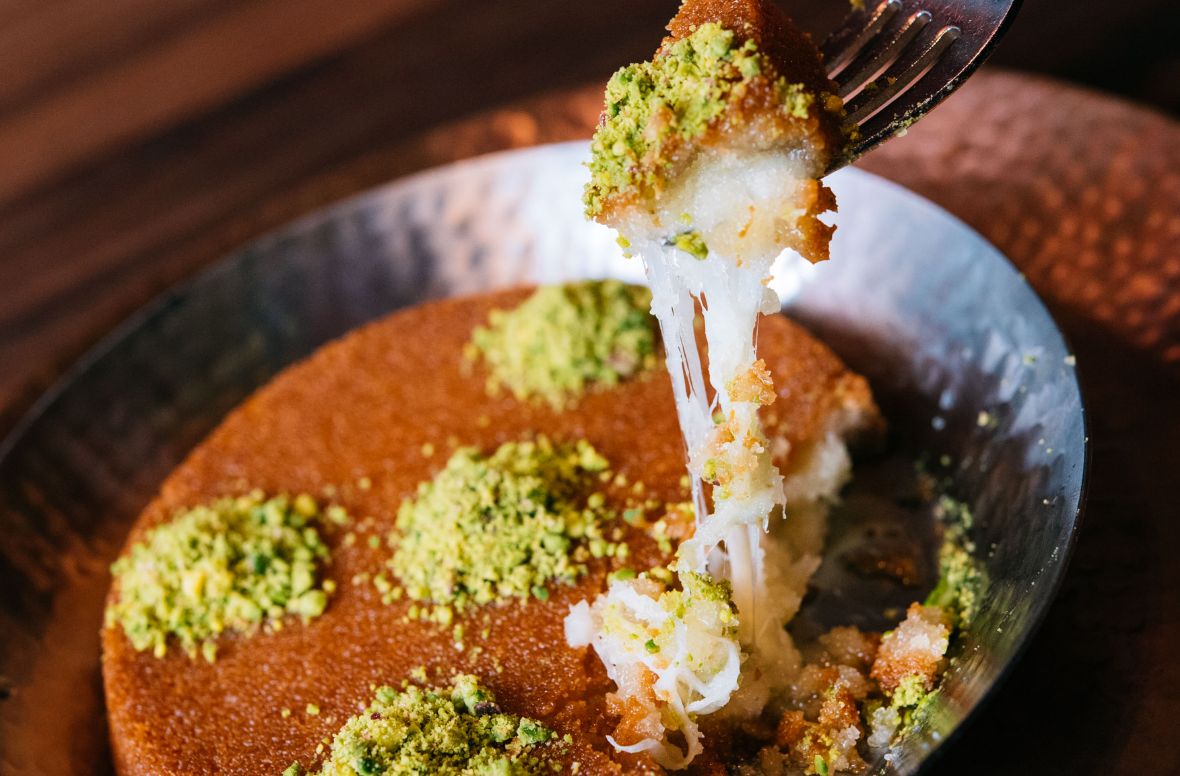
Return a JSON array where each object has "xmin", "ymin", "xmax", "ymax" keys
[
  {"xmin": 103, "ymin": 2, "xmax": 983, "ymax": 774},
  {"xmin": 102, "ymin": 281, "xmax": 977, "ymax": 775}
]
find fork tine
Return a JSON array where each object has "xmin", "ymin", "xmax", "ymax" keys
[
  {"xmin": 822, "ymin": 0, "xmax": 903, "ymax": 77},
  {"xmin": 837, "ymin": 10, "xmax": 933, "ymax": 99},
  {"xmin": 823, "ymin": 0, "xmax": 1022, "ymax": 172},
  {"xmin": 843, "ymin": 25, "xmax": 961, "ymax": 125}
]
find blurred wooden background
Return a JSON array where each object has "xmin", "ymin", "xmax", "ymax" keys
[{"xmin": 0, "ymin": 0, "xmax": 1177, "ymax": 432}]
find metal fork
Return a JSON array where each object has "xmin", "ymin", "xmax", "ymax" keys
[{"xmin": 822, "ymin": 0, "xmax": 1022, "ymax": 172}]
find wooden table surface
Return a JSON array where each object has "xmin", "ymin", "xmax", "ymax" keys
[{"xmin": 0, "ymin": 2, "xmax": 1178, "ymax": 773}]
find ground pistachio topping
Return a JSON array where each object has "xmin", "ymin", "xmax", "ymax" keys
[
  {"xmin": 925, "ymin": 494, "xmax": 984, "ymax": 627},
  {"xmin": 288, "ymin": 675, "xmax": 556, "ymax": 776},
  {"xmin": 924, "ymin": 533, "xmax": 982, "ymax": 628},
  {"xmin": 584, "ymin": 22, "xmax": 817, "ymax": 216},
  {"xmin": 106, "ymin": 491, "xmax": 335, "ymax": 661},
  {"xmin": 863, "ymin": 488, "xmax": 984, "ymax": 749},
  {"xmin": 467, "ymin": 280, "xmax": 657, "ymax": 409},
  {"xmin": 388, "ymin": 437, "xmax": 623, "ymax": 621}
]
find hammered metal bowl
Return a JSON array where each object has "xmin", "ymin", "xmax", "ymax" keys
[{"xmin": 0, "ymin": 143, "xmax": 1086, "ymax": 775}]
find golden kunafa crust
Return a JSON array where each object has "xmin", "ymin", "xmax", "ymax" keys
[
  {"xmin": 665, "ymin": 0, "xmax": 834, "ymax": 97},
  {"xmin": 102, "ymin": 287, "xmax": 879, "ymax": 775}
]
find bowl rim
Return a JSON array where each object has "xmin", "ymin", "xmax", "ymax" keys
[{"xmin": 0, "ymin": 141, "xmax": 1090, "ymax": 773}]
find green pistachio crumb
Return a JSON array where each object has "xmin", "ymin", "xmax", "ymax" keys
[
  {"xmin": 105, "ymin": 491, "xmax": 337, "ymax": 659},
  {"xmin": 312, "ymin": 676, "xmax": 555, "ymax": 775},
  {"xmin": 891, "ymin": 674, "xmax": 929, "ymax": 709},
  {"xmin": 307, "ymin": 703, "xmax": 321, "ymax": 716},
  {"xmin": 608, "ymin": 568, "xmax": 637, "ymax": 583},
  {"xmin": 933, "ymin": 494, "xmax": 974, "ymax": 529},
  {"xmin": 894, "ymin": 680, "xmax": 942, "ymax": 739},
  {"xmin": 468, "ymin": 280, "xmax": 657, "ymax": 409},
  {"xmin": 516, "ymin": 719, "xmax": 551, "ymax": 746},
  {"xmin": 925, "ymin": 496, "xmax": 984, "ymax": 627},
  {"xmin": 680, "ymin": 571, "xmax": 733, "ymax": 604},
  {"xmin": 388, "ymin": 437, "xmax": 619, "ymax": 621},
  {"xmin": 648, "ymin": 566, "xmax": 675, "ymax": 586},
  {"xmin": 669, "ymin": 231, "xmax": 709, "ymax": 260},
  {"xmin": 294, "ymin": 494, "xmax": 319, "ymax": 518}
]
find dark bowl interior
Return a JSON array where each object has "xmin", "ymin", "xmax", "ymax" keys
[{"xmin": 0, "ymin": 144, "xmax": 1086, "ymax": 774}]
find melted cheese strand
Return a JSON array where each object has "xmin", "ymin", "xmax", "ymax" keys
[
  {"xmin": 565, "ymin": 205, "xmax": 805, "ymax": 769},
  {"xmin": 639, "ymin": 239, "xmax": 783, "ymax": 560},
  {"xmin": 643, "ymin": 243, "xmax": 714, "ymax": 526},
  {"xmin": 569, "ymin": 57, "xmax": 836, "ymax": 761}
]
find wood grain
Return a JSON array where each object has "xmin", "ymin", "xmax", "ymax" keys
[
  {"xmin": 0, "ymin": 0, "xmax": 224, "ymax": 114},
  {"xmin": 0, "ymin": 0, "xmax": 436, "ymax": 204}
]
